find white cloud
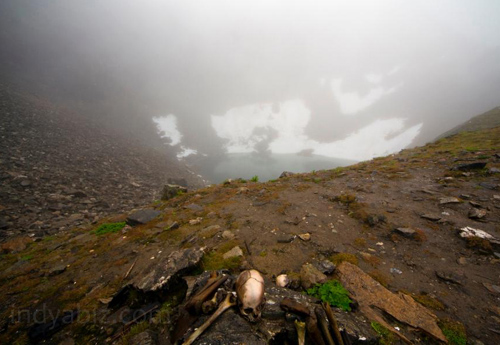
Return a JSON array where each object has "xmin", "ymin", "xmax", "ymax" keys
[
  {"xmin": 211, "ymin": 100, "xmax": 422, "ymax": 161},
  {"xmin": 331, "ymin": 78, "xmax": 398, "ymax": 115}
]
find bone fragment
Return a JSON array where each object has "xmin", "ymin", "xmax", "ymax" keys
[
  {"xmin": 295, "ymin": 319, "xmax": 306, "ymax": 345},
  {"xmin": 182, "ymin": 292, "xmax": 236, "ymax": 345}
]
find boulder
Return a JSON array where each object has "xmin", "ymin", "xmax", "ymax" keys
[
  {"xmin": 279, "ymin": 171, "xmax": 294, "ymax": 178},
  {"xmin": 300, "ymin": 263, "xmax": 327, "ymax": 290},
  {"xmin": 126, "ymin": 209, "xmax": 161, "ymax": 226},
  {"xmin": 161, "ymin": 184, "xmax": 188, "ymax": 201},
  {"xmin": 451, "ymin": 162, "xmax": 487, "ymax": 171}
]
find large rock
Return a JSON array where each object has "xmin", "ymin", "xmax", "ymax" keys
[
  {"xmin": 451, "ymin": 162, "xmax": 487, "ymax": 171},
  {"xmin": 300, "ymin": 263, "xmax": 327, "ymax": 290},
  {"xmin": 161, "ymin": 184, "xmax": 188, "ymax": 200},
  {"xmin": 109, "ymin": 247, "xmax": 204, "ymax": 310},
  {"xmin": 336, "ymin": 262, "xmax": 447, "ymax": 343},
  {"xmin": 133, "ymin": 247, "xmax": 204, "ymax": 292},
  {"xmin": 126, "ymin": 209, "xmax": 161, "ymax": 226}
]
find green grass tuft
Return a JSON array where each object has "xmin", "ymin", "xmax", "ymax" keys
[
  {"xmin": 371, "ymin": 321, "xmax": 397, "ymax": 345},
  {"xmin": 306, "ymin": 280, "xmax": 352, "ymax": 311},
  {"xmin": 250, "ymin": 175, "xmax": 259, "ymax": 182},
  {"xmin": 93, "ymin": 222, "xmax": 126, "ymax": 235},
  {"xmin": 439, "ymin": 319, "xmax": 467, "ymax": 345}
]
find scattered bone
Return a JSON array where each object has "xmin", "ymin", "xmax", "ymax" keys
[
  {"xmin": 182, "ymin": 292, "xmax": 236, "ymax": 345},
  {"xmin": 276, "ymin": 274, "xmax": 290, "ymax": 288}
]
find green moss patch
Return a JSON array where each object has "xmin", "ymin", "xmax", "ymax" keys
[
  {"xmin": 439, "ymin": 318, "xmax": 467, "ymax": 345},
  {"xmin": 93, "ymin": 222, "xmax": 126, "ymax": 235},
  {"xmin": 306, "ymin": 280, "xmax": 352, "ymax": 311}
]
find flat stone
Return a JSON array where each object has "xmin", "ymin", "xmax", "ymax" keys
[
  {"xmin": 223, "ymin": 246, "xmax": 243, "ymax": 259},
  {"xmin": 421, "ymin": 214, "xmax": 441, "ymax": 221},
  {"xmin": 435, "ymin": 270, "xmax": 465, "ymax": 285},
  {"xmin": 479, "ymin": 182, "xmax": 497, "ymax": 190},
  {"xmin": 337, "ymin": 262, "xmax": 447, "ymax": 343},
  {"xmin": 129, "ymin": 247, "xmax": 204, "ymax": 292},
  {"xmin": 394, "ymin": 227, "xmax": 416, "ymax": 237},
  {"xmin": 126, "ymin": 209, "xmax": 161, "ymax": 226},
  {"xmin": 48, "ymin": 264, "xmax": 67, "ymax": 276},
  {"xmin": 439, "ymin": 197, "xmax": 460, "ymax": 204},
  {"xmin": 469, "ymin": 208, "xmax": 487, "ymax": 219},
  {"xmin": 469, "ymin": 201, "xmax": 483, "ymax": 208},
  {"xmin": 483, "ymin": 283, "xmax": 500, "ymax": 295},
  {"xmin": 201, "ymin": 225, "xmax": 221, "ymax": 234}
]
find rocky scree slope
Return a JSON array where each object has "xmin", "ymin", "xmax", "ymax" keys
[
  {"xmin": 0, "ymin": 126, "xmax": 499, "ymax": 344},
  {"xmin": 0, "ymin": 85, "xmax": 205, "ymax": 239}
]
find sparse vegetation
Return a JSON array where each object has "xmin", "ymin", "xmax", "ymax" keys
[
  {"xmin": 93, "ymin": 222, "xmax": 126, "ymax": 235},
  {"xmin": 368, "ymin": 270, "xmax": 390, "ymax": 288},
  {"xmin": 371, "ymin": 321, "xmax": 396, "ymax": 345},
  {"xmin": 250, "ymin": 175, "xmax": 259, "ymax": 182},
  {"xmin": 306, "ymin": 280, "xmax": 352, "ymax": 311},
  {"xmin": 330, "ymin": 253, "xmax": 358, "ymax": 266},
  {"xmin": 438, "ymin": 318, "xmax": 467, "ymax": 345},
  {"xmin": 413, "ymin": 293, "xmax": 445, "ymax": 311}
]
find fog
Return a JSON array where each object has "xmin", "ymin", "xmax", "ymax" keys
[{"xmin": 1, "ymin": 0, "xmax": 500, "ymax": 181}]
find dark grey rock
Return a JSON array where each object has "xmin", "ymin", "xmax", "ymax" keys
[
  {"xmin": 313, "ymin": 259, "xmax": 336, "ymax": 275},
  {"xmin": 435, "ymin": 270, "xmax": 464, "ymax": 285},
  {"xmin": 132, "ymin": 247, "xmax": 204, "ymax": 292},
  {"xmin": 479, "ymin": 182, "xmax": 498, "ymax": 190},
  {"xmin": 129, "ymin": 330, "xmax": 158, "ymax": 345},
  {"xmin": 279, "ymin": 171, "xmax": 294, "ymax": 178},
  {"xmin": 451, "ymin": 162, "xmax": 487, "ymax": 171},
  {"xmin": 0, "ymin": 218, "xmax": 9, "ymax": 230},
  {"xmin": 126, "ymin": 209, "xmax": 161, "ymax": 226},
  {"xmin": 277, "ymin": 235, "xmax": 295, "ymax": 243},
  {"xmin": 161, "ymin": 184, "xmax": 188, "ymax": 201},
  {"xmin": 168, "ymin": 177, "xmax": 188, "ymax": 187},
  {"xmin": 48, "ymin": 264, "xmax": 67, "ymax": 276}
]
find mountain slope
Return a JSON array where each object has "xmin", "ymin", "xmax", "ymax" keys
[
  {"xmin": 0, "ymin": 125, "xmax": 499, "ymax": 343},
  {"xmin": 0, "ymin": 84, "xmax": 205, "ymax": 238},
  {"xmin": 436, "ymin": 106, "xmax": 500, "ymax": 140}
]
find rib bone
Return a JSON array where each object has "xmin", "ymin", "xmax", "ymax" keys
[{"xmin": 182, "ymin": 292, "xmax": 236, "ymax": 345}]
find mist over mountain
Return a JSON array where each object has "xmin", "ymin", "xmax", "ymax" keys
[{"xmin": 1, "ymin": 0, "xmax": 500, "ymax": 176}]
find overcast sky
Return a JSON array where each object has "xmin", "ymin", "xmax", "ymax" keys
[{"xmin": 2, "ymin": 0, "xmax": 500, "ymax": 160}]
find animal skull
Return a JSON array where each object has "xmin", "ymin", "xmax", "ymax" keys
[{"xmin": 235, "ymin": 269, "xmax": 265, "ymax": 322}]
